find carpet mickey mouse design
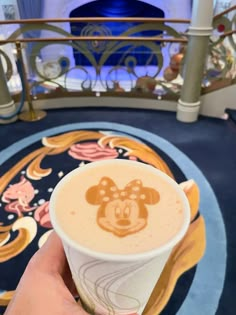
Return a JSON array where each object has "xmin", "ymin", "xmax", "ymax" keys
[{"xmin": 0, "ymin": 122, "xmax": 226, "ymax": 315}]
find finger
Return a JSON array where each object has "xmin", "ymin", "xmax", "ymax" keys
[
  {"xmin": 31, "ymin": 232, "xmax": 80, "ymax": 297},
  {"xmin": 69, "ymin": 301, "xmax": 91, "ymax": 315},
  {"xmin": 62, "ymin": 260, "xmax": 79, "ymax": 297},
  {"xmin": 32, "ymin": 231, "xmax": 67, "ymax": 274},
  {"xmin": 76, "ymin": 300, "xmax": 91, "ymax": 315}
]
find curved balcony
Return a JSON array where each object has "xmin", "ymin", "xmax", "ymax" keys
[{"xmin": 0, "ymin": 5, "xmax": 235, "ymax": 122}]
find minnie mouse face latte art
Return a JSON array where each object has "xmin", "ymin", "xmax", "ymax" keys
[
  {"xmin": 52, "ymin": 160, "xmax": 185, "ymax": 255},
  {"xmin": 86, "ymin": 177, "xmax": 160, "ymax": 237}
]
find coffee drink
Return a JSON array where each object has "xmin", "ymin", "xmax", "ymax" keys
[{"xmin": 51, "ymin": 160, "xmax": 185, "ymax": 255}]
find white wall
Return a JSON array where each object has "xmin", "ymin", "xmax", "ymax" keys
[
  {"xmin": 0, "ymin": 0, "xmax": 20, "ymax": 75},
  {"xmin": 214, "ymin": 0, "xmax": 233, "ymax": 14}
]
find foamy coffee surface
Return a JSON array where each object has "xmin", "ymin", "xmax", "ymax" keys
[{"xmin": 52, "ymin": 161, "xmax": 185, "ymax": 255}]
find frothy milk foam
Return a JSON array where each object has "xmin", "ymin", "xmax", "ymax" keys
[{"xmin": 51, "ymin": 160, "xmax": 185, "ymax": 255}]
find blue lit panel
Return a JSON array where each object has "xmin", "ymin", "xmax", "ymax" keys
[{"xmin": 70, "ymin": 0, "xmax": 165, "ymax": 66}]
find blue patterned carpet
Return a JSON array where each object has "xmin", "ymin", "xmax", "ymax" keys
[{"xmin": 0, "ymin": 108, "xmax": 235, "ymax": 315}]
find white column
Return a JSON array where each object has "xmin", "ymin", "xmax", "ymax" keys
[
  {"xmin": 0, "ymin": 0, "xmax": 20, "ymax": 123},
  {"xmin": 0, "ymin": 55, "xmax": 17, "ymax": 124},
  {"xmin": 177, "ymin": 0, "xmax": 214, "ymax": 122}
]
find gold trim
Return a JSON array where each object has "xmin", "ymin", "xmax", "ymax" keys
[
  {"xmin": 0, "ymin": 37, "xmax": 188, "ymax": 45},
  {"xmin": 0, "ymin": 17, "xmax": 191, "ymax": 25},
  {"xmin": 18, "ymin": 110, "xmax": 47, "ymax": 122}
]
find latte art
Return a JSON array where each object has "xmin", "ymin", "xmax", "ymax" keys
[
  {"xmin": 51, "ymin": 160, "xmax": 185, "ymax": 255},
  {"xmin": 86, "ymin": 177, "xmax": 160, "ymax": 237}
]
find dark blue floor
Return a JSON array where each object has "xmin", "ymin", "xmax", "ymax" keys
[{"xmin": 0, "ymin": 108, "xmax": 236, "ymax": 314}]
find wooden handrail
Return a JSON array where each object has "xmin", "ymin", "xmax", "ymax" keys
[
  {"xmin": 214, "ymin": 5, "xmax": 236, "ymax": 19},
  {"xmin": 0, "ymin": 17, "xmax": 190, "ymax": 25},
  {"xmin": 220, "ymin": 29, "xmax": 236, "ymax": 37},
  {"xmin": 0, "ymin": 36, "xmax": 188, "ymax": 45}
]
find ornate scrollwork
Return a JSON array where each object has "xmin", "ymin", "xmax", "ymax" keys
[
  {"xmin": 81, "ymin": 23, "xmax": 112, "ymax": 53},
  {"xmin": 3, "ymin": 11, "xmax": 235, "ymax": 97},
  {"xmin": 1, "ymin": 20, "xmax": 188, "ymax": 96},
  {"xmin": 205, "ymin": 8, "xmax": 236, "ymax": 84},
  {"xmin": 212, "ymin": 11, "xmax": 236, "ymax": 50}
]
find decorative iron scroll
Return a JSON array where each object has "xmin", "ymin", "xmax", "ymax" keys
[
  {"xmin": 204, "ymin": 7, "xmax": 236, "ymax": 87},
  {"xmin": 0, "ymin": 20, "xmax": 187, "ymax": 98},
  {"xmin": 0, "ymin": 8, "xmax": 235, "ymax": 99}
]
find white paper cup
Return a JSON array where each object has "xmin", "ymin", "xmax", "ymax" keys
[{"xmin": 49, "ymin": 160, "xmax": 190, "ymax": 315}]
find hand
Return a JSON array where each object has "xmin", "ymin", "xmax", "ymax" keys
[{"xmin": 5, "ymin": 232, "xmax": 88, "ymax": 315}]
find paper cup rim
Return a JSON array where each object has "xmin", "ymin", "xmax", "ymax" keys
[{"xmin": 49, "ymin": 160, "xmax": 191, "ymax": 262}]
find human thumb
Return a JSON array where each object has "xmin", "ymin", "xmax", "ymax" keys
[{"xmin": 66, "ymin": 299, "xmax": 90, "ymax": 315}]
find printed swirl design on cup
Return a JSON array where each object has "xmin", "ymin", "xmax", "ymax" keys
[
  {"xmin": 66, "ymin": 244, "xmax": 151, "ymax": 315},
  {"xmin": 0, "ymin": 131, "xmax": 206, "ymax": 314}
]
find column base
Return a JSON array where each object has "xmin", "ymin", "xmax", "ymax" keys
[
  {"xmin": 0, "ymin": 100, "xmax": 18, "ymax": 124},
  {"xmin": 177, "ymin": 99, "xmax": 201, "ymax": 123}
]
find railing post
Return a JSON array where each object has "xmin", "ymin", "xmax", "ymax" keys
[
  {"xmin": 16, "ymin": 41, "xmax": 46, "ymax": 122},
  {"xmin": 0, "ymin": 55, "xmax": 17, "ymax": 124},
  {"xmin": 177, "ymin": 0, "xmax": 214, "ymax": 122}
]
